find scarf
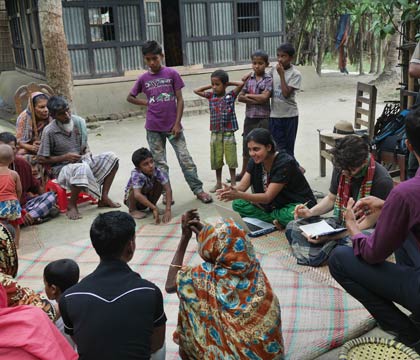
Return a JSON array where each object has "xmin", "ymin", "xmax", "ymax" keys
[
  {"xmin": 333, "ymin": 154, "xmax": 375, "ymax": 223},
  {"xmin": 0, "ymin": 285, "xmax": 77, "ymax": 360}
]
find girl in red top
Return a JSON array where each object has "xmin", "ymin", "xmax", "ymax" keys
[{"xmin": 0, "ymin": 144, "xmax": 22, "ymax": 247}]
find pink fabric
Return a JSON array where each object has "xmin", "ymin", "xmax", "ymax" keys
[{"xmin": 0, "ymin": 285, "xmax": 78, "ymax": 360}]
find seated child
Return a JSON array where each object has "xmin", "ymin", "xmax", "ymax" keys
[
  {"xmin": 0, "ymin": 144, "xmax": 22, "ymax": 247},
  {"xmin": 124, "ymin": 148, "xmax": 172, "ymax": 224},
  {"xmin": 194, "ymin": 70, "xmax": 247, "ymax": 191},
  {"xmin": 44, "ymin": 258, "xmax": 80, "ymax": 348}
]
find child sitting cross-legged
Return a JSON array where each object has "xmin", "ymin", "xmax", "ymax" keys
[
  {"xmin": 194, "ymin": 70, "xmax": 247, "ymax": 192},
  {"xmin": 124, "ymin": 148, "xmax": 172, "ymax": 224},
  {"xmin": 44, "ymin": 258, "xmax": 80, "ymax": 348}
]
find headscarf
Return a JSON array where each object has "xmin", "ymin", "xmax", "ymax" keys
[
  {"xmin": 15, "ymin": 92, "xmax": 51, "ymax": 144},
  {"xmin": 0, "ymin": 285, "xmax": 78, "ymax": 360},
  {"xmin": 175, "ymin": 218, "xmax": 284, "ymax": 359}
]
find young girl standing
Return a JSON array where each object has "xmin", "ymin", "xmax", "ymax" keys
[{"xmin": 0, "ymin": 144, "xmax": 22, "ymax": 247}]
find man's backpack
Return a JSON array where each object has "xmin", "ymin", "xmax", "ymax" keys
[{"xmin": 373, "ymin": 109, "xmax": 409, "ymax": 155}]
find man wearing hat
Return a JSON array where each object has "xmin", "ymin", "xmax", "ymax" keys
[{"xmin": 285, "ymin": 134, "xmax": 393, "ymax": 267}]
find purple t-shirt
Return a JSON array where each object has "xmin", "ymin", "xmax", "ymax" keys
[
  {"xmin": 352, "ymin": 168, "xmax": 420, "ymax": 264},
  {"xmin": 130, "ymin": 67, "xmax": 185, "ymax": 132}
]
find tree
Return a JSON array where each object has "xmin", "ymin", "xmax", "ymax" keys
[{"xmin": 38, "ymin": 0, "xmax": 73, "ymax": 102}]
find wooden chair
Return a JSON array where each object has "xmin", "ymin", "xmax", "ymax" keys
[
  {"xmin": 14, "ymin": 82, "xmax": 54, "ymax": 114},
  {"xmin": 318, "ymin": 82, "xmax": 377, "ymax": 177}
]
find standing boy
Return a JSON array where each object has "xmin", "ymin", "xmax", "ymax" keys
[
  {"xmin": 194, "ymin": 70, "xmax": 245, "ymax": 191},
  {"xmin": 127, "ymin": 40, "xmax": 212, "ymax": 204},
  {"xmin": 270, "ymin": 43, "xmax": 302, "ymax": 159},
  {"xmin": 124, "ymin": 147, "xmax": 172, "ymax": 224},
  {"xmin": 237, "ymin": 50, "xmax": 273, "ymax": 181}
]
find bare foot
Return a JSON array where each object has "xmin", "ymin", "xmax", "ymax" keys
[
  {"xmin": 209, "ymin": 184, "xmax": 222, "ymax": 193},
  {"xmin": 67, "ymin": 206, "xmax": 82, "ymax": 220},
  {"xmin": 273, "ymin": 219, "xmax": 284, "ymax": 231},
  {"xmin": 129, "ymin": 210, "xmax": 147, "ymax": 219},
  {"xmin": 98, "ymin": 196, "xmax": 121, "ymax": 208}
]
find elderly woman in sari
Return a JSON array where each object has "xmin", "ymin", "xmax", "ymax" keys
[
  {"xmin": 15, "ymin": 92, "xmax": 51, "ymax": 182},
  {"xmin": 165, "ymin": 210, "xmax": 284, "ymax": 359}
]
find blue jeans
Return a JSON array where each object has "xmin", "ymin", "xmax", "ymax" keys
[
  {"xmin": 269, "ymin": 116, "xmax": 298, "ymax": 158},
  {"xmin": 146, "ymin": 130, "xmax": 203, "ymax": 195},
  {"xmin": 328, "ymin": 233, "xmax": 420, "ymax": 345}
]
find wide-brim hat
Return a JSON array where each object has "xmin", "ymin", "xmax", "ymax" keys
[{"xmin": 333, "ymin": 120, "xmax": 355, "ymax": 135}]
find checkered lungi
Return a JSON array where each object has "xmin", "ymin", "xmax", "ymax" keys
[
  {"xmin": 285, "ymin": 216, "xmax": 352, "ymax": 267},
  {"xmin": 25, "ymin": 192, "xmax": 57, "ymax": 220},
  {"xmin": 57, "ymin": 152, "xmax": 118, "ymax": 199}
]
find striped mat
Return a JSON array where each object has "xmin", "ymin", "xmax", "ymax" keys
[{"xmin": 16, "ymin": 219, "xmax": 375, "ymax": 360}]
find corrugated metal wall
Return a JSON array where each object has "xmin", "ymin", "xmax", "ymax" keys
[
  {"xmin": 61, "ymin": 0, "xmax": 284, "ymax": 77},
  {"xmin": 181, "ymin": 0, "xmax": 285, "ymax": 66},
  {"xmin": 118, "ymin": 5, "xmax": 139, "ymax": 42}
]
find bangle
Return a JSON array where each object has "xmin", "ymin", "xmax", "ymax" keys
[{"xmin": 170, "ymin": 263, "xmax": 182, "ymax": 269}]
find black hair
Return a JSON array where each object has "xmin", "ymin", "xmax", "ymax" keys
[
  {"xmin": 33, "ymin": 93, "xmax": 49, "ymax": 107},
  {"xmin": 277, "ymin": 43, "xmax": 295, "ymax": 57},
  {"xmin": 0, "ymin": 132, "xmax": 17, "ymax": 146},
  {"xmin": 251, "ymin": 49, "xmax": 269, "ymax": 64},
  {"xmin": 211, "ymin": 69, "xmax": 229, "ymax": 84},
  {"xmin": 132, "ymin": 147, "xmax": 153, "ymax": 167},
  {"xmin": 246, "ymin": 128, "xmax": 277, "ymax": 154},
  {"xmin": 47, "ymin": 96, "xmax": 69, "ymax": 117},
  {"xmin": 90, "ymin": 211, "xmax": 136, "ymax": 260},
  {"xmin": 43, "ymin": 259, "xmax": 80, "ymax": 292},
  {"xmin": 142, "ymin": 40, "xmax": 163, "ymax": 56},
  {"xmin": 406, "ymin": 104, "xmax": 420, "ymax": 155},
  {"xmin": 331, "ymin": 135, "xmax": 369, "ymax": 170}
]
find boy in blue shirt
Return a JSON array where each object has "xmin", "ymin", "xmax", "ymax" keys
[{"xmin": 194, "ymin": 70, "xmax": 246, "ymax": 191}]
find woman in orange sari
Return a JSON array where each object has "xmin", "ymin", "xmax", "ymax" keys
[{"xmin": 166, "ymin": 210, "xmax": 284, "ymax": 359}]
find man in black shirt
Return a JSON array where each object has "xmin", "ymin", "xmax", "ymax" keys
[{"xmin": 59, "ymin": 211, "xmax": 166, "ymax": 359}]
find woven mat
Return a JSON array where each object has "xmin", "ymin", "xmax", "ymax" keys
[{"xmin": 16, "ymin": 219, "xmax": 375, "ymax": 360}]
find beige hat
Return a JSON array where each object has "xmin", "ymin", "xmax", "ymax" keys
[{"xmin": 333, "ymin": 120, "xmax": 355, "ymax": 135}]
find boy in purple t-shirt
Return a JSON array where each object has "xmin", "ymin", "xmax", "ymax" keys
[{"xmin": 127, "ymin": 40, "xmax": 212, "ymax": 204}]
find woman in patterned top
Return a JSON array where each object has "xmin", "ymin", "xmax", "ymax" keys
[
  {"xmin": 15, "ymin": 92, "xmax": 52, "ymax": 183},
  {"xmin": 165, "ymin": 209, "xmax": 284, "ymax": 359}
]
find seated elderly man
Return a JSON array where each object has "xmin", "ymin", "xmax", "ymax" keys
[
  {"xmin": 38, "ymin": 96, "xmax": 120, "ymax": 220},
  {"xmin": 286, "ymin": 135, "xmax": 394, "ymax": 267}
]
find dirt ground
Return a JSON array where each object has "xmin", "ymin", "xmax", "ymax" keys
[{"xmin": 0, "ymin": 67, "xmax": 403, "ymax": 359}]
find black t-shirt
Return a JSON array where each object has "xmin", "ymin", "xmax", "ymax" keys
[
  {"xmin": 59, "ymin": 259, "xmax": 166, "ymax": 360},
  {"xmin": 329, "ymin": 161, "xmax": 394, "ymax": 200},
  {"xmin": 247, "ymin": 150, "xmax": 316, "ymax": 209}
]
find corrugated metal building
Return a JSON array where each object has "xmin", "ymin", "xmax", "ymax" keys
[{"xmin": 5, "ymin": 0, "xmax": 285, "ymax": 79}]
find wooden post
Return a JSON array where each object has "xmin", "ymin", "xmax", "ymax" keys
[{"xmin": 38, "ymin": 0, "xmax": 73, "ymax": 103}]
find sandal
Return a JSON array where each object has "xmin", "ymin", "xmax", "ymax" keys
[{"xmin": 196, "ymin": 191, "xmax": 213, "ymax": 204}]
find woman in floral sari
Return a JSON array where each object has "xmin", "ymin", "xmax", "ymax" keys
[
  {"xmin": 16, "ymin": 92, "xmax": 51, "ymax": 182},
  {"xmin": 0, "ymin": 221, "xmax": 56, "ymax": 321},
  {"xmin": 165, "ymin": 210, "xmax": 284, "ymax": 359}
]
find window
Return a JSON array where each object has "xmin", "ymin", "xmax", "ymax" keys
[
  {"xmin": 89, "ymin": 7, "xmax": 115, "ymax": 42},
  {"xmin": 237, "ymin": 2, "xmax": 260, "ymax": 33}
]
